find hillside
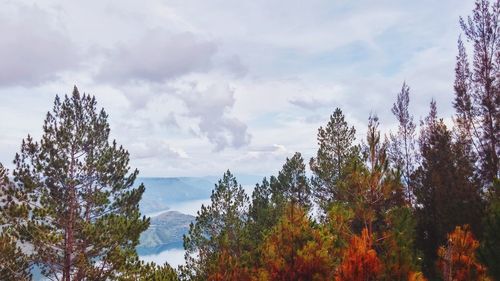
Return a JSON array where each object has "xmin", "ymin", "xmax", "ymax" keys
[{"xmin": 138, "ymin": 211, "xmax": 195, "ymax": 256}]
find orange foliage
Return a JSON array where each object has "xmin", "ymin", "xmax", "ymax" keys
[
  {"xmin": 336, "ymin": 228, "xmax": 382, "ymax": 281},
  {"xmin": 208, "ymin": 248, "xmax": 251, "ymax": 281},
  {"xmin": 437, "ymin": 225, "xmax": 490, "ymax": 281},
  {"xmin": 258, "ymin": 204, "xmax": 335, "ymax": 281},
  {"xmin": 408, "ymin": 271, "xmax": 428, "ymax": 281}
]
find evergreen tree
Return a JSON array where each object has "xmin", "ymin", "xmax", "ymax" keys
[
  {"xmin": 277, "ymin": 152, "xmax": 312, "ymax": 210},
  {"xmin": 11, "ymin": 87, "xmax": 149, "ymax": 280},
  {"xmin": 121, "ymin": 259, "xmax": 178, "ymax": 281},
  {"xmin": 390, "ymin": 82, "xmax": 417, "ymax": 204},
  {"xmin": 257, "ymin": 204, "xmax": 335, "ymax": 281},
  {"xmin": 437, "ymin": 225, "xmax": 490, "ymax": 281},
  {"xmin": 181, "ymin": 170, "xmax": 249, "ymax": 281},
  {"xmin": 335, "ymin": 228, "xmax": 382, "ymax": 281},
  {"xmin": 246, "ymin": 177, "xmax": 283, "ymax": 263},
  {"xmin": 454, "ymin": 0, "xmax": 500, "ymax": 186},
  {"xmin": 380, "ymin": 207, "xmax": 421, "ymax": 281},
  {"xmin": 0, "ymin": 164, "xmax": 31, "ymax": 281},
  {"xmin": 414, "ymin": 101, "xmax": 483, "ymax": 279},
  {"xmin": 310, "ymin": 108, "xmax": 358, "ymax": 213},
  {"xmin": 479, "ymin": 180, "xmax": 500, "ymax": 280},
  {"xmin": 353, "ymin": 115, "xmax": 404, "ymax": 234}
]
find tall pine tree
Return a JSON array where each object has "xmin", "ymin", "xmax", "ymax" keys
[
  {"xmin": 414, "ymin": 101, "xmax": 483, "ymax": 279},
  {"xmin": 454, "ymin": 0, "xmax": 500, "ymax": 186},
  {"xmin": 181, "ymin": 170, "xmax": 249, "ymax": 281},
  {"xmin": 390, "ymin": 82, "xmax": 417, "ymax": 204},
  {"xmin": 310, "ymin": 108, "xmax": 358, "ymax": 213},
  {"xmin": 11, "ymin": 87, "xmax": 149, "ymax": 280}
]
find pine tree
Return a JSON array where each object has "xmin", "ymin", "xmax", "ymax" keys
[
  {"xmin": 120, "ymin": 260, "xmax": 178, "ymax": 281},
  {"xmin": 0, "ymin": 164, "xmax": 31, "ymax": 281},
  {"xmin": 380, "ymin": 207, "xmax": 421, "ymax": 281},
  {"xmin": 352, "ymin": 115, "xmax": 404, "ymax": 235},
  {"xmin": 455, "ymin": 0, "xmax": 500, "ymax": 186},
  {"xmin": 181, "ymin": 170, "xmax": 249, "ymax": 281},
  {"xmin": 437, "ymin": 225, "xmax": 490, "ymax": 281},
  {"xmin": 336, "ymin": 228, "xmax": 382, "ymax": 281},
  {"xmin": 247, "ymin": 177, "xmax": 283, "ymax": 263},
  {"xmin": 415, "ymin": 101, "xmax": 483, "ymax": 279},
  {"xmin": 390, "ymin": 82, "xmax": 417, "ymax": 204},
  {"xmin": 10, "ymin": 87, "xmax": 149, "ymax": 280},
  {"xmin": 479, "ymin": 180, "xmax": 500, "ymax": 280},
  {"xmin": 258, "ymin": 204, "xmax": 335, "ymax": 281},
  {"xmin": 277, "ymin": 152, "xmax": 312, "ymax": 210},
  {"xmin": 310, "ymin": 108, "xmax": 358, "ymax": 213}
]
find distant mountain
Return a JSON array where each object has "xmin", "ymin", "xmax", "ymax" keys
[
  {"xmin": 137, "ymin": 211, "xmax": 195, "ymax": 256},
  {"xmin": 136, "ymin": 175, "xmax": 262, "ymax": 257},
  {"xmin": 137, "ymin": 175, "xmax": 263, "ymax": 215},
  {"xmin": 138, "ymin": 177, "xmax": 214, "ymax": 214}
]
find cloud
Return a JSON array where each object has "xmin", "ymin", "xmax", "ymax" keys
[
  {"xmin": 179, "ymin": 83, "xmax": 251, "ymax": 151},
  {"xmin": 129, "ymin": 140, "xmax": 188, "ymax": 160},
  {"xmin": 0, "ymin": 4, "xmax": 80, "ymax": 87},
  {"xmin": 289, "ymin": 97, "xmax": 331, "ymax": 110},
  {"xmin": 161, "ymin": 112, "xmax": 180, "ymax": 129},
  {"xmin": 96, "ymin": 29, "xmax": 217, "ymax": 84}
]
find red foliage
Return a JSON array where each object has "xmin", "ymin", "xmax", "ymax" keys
[
  {"xmin": 336, "ymin": 228, "xmax": 382, "ymax": 281},
  {"xmin": 437, "ymin": 225, "xmax": 490, "ymax": 281}
]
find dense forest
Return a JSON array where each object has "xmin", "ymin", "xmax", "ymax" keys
[{"xmin": 0, "ymin": 0, "xmax": 499, "ymax": 280}]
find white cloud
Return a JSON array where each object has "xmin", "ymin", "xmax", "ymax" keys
[
  {"xmin": 178, "ymin": 83, "xmax": 251, "ymax": 151},
  {"xmin": 0, "ymin": 3, "xmax": 81, "ymax": 87},
  {"xmin": 0, "ymin": 0, "xmax": 476, "ymax": 177},
  {"xmin": 96, "ymin": 30, "xmax": 217, "ymax": 84}
]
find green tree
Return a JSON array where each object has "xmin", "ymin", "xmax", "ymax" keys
[
  {"xmin": 414, "ymin": 101, "xmax": 483, "ymax": 279},
  {"xmin": 122, "ymin": 260, "xmax": 178, "ymax": 281},
  {"xmin": 310, "ymin": 108, "xmax": 358, "ymax": 213},
  {"xmin": 277, "ymin": 152, "xmax": 311, "ymax": 210},
  {"xmin": 380, "ymin": 207, "xmax": 421, "ymax": 281},
  {"xmin": 479, "ymin": 180, "xmax": 500, "ymax": 280},
  {"xmin": 181, "ymin": 170, "xmax": 249, "ymax": 281},
  {"xmin": 246, "ymin": 177, "xmax": 281, "ymax": 264},
  {"xmin": 11, "ymin": 87, "xmax": 149, "ymax": 280},
  {"xmin": 0, "ymin": 164, "xmax": 31, "ymax": 281}
]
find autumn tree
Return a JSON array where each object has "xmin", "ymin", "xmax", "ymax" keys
[
  {"xmin": 346, "ymin": 115, "xmax": 404, "ymax": 234},
  {"xmin": 11, "ymin": 87, "xmax": 150, "ymax": 280},
  {"xmin": 0, "ymin": 164, "xmax": 31, "ymax": 280},
  {"xmin": 336, "ymin": 228, "xmax": 382, "ymax": 281},
  {"xmin": 310, "ymin": 108, "xmax": 358, "ymax": 213},
  {"xmin": 390, "ymin": 82, "xmax": 417, "ymax": 204},
  {"xmin": 454, "ymin": 0, "xmax": 500, "ymax": 186},
  {"xmin": 258, "ymin": 204, "xmax": 335, "ymax": 281},
  {"xmin": 438, "ymin": 225, "xmax": 490, "ymax": 281},
  {"xmin": 181, "ymin": 170, "xmax": 249, "ymax": 281}
]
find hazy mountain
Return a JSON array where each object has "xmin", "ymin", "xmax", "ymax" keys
[
  {"xmin": 137, "ymin": 211, "xmax": 195, "ymax": 256},
  {"xmin": 138, "ymin": 177, "xmax": 214, "ymax": 215}
]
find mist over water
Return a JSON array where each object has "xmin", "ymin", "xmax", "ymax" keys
[{"xmin": 140, "ymin": 248, "xmax": 186, "ymax": 268}]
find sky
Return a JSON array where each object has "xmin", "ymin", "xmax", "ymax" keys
[{"xmin": 0, "ymin": 0, "xmax": 473, "ymax": 177}]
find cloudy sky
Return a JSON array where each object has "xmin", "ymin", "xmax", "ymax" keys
[{"xmin": 0, "ymin": 0, "xmax": 473, "ymax": 177}]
